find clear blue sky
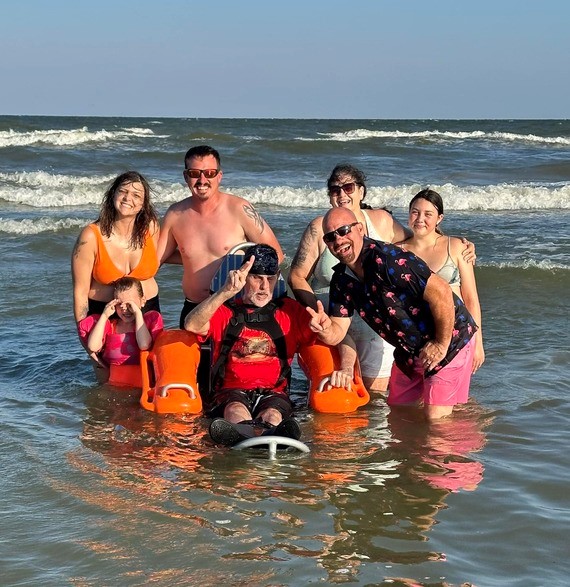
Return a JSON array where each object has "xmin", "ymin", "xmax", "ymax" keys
[{"xmin": 1, "ymin": 0, "xmax": 568, "ymax": 118}]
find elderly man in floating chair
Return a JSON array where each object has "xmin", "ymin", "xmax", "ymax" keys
[{"xmin": 184, "ymin": 243, "xmax": 321, "ymax": 445}]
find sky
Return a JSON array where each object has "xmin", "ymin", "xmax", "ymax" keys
[{"xmin": 0, "ymin": 0, "xmax": 568, "ymax": 119}]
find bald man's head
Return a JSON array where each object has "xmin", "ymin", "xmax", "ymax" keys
[{"xmin": 322, "ymin": 208, "xmax": 364, "ymax": 267}]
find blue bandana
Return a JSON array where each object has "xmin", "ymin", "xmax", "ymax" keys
[{"xmin": 242, "ymin": 244, "xmax": 279, "ymax": 275}]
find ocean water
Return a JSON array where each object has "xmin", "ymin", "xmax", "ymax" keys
[{"xmin": 1, "ymin": 116, "xmax": 569, "ymax": 586}]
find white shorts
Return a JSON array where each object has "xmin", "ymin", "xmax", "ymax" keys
[{"xmin": 348, "ymin": 313, "xmax": 395, "ymax": 379}]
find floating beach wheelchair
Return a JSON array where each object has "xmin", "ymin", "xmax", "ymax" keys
[{"xmin": 113, "ymin": 243, "xmax": 370, "ymax": 416}]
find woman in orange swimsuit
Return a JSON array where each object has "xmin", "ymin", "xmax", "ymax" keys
[{"xmin": 72, "ymin": 171, "xmax": 160, "ymax": 377}]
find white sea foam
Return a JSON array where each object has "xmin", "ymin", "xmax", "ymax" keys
[
  {"xmin": 0, "ymin": 217, "xmax": 86, "ymax": 235},
  {"xmin": 0, "ymin": 171, "xmax": 184, "ymax": 207},
  {"xmin": 0, "ymin": 171, "xmax": 567, "ymax": 211},
  {"xmin": 363, "ymin": 183, "xmax": 570, "ymax": 211},
  {"xmin": 233, "ymin": 182, "xmax": 570, "ymax": 211},
  {"xmin": 232, "ymin": 186, "xmax": 326, "ymax": 209},
  {"xmin": 0, "ymin": 171, "xmax": 116, "ymax": 206},
  {"xmin": 486, "ymin": 259, "xmax": 569, "ymax": 271},
  {"xmin": 0, "ymin": 126, "xmax": 166, "ymax": 148},
  {"xmin": 303, "ymin": 128, "xmax": 570, "ymax": 146}
]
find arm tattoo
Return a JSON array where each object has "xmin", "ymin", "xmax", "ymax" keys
[
  {"xmin": 291, "ymin": 223, "xmax": 318, "ymax": 268},
  {"xmin": 72, "ymin": 237, "xmax": 87, "ymax": 259},
  {"xmin": 79, "ymin": 302, "xmax": 88, "ymax": 321},
  {"xmin": 308, "ymin": 222, "xmax": 319, "ymax": 240},
  {"xmin": 243, "ymin": 204, "xmax": 265, "ymax": 233},
  {"xmin": 292, "ymin": 239, "xmax": 310, "ymax": 267}
]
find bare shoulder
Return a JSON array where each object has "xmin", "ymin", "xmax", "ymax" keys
[
  {"xmin": 149, "ymin": 220, "xmax": 160, "ymax": 238},
  {"xmin": 227, "ymin": 192, "xmax": 258, "ymax": 215},
  {"xmin": 76, "ymin": 223, "xmax": 97, "ymax": 244},
  {"xmin": 223, "ymin": 191, "xmax": 246, "ymax": 206},
  {"xmin": 161, "ymin": 199, "xmax": 192, "ymax": 229},
  {"xmin": 448, "ymin": 235, "xmax": 472, "ymax": 266},
  {"xmin": 367, "ymin": 208, "xmax": 395, "ymax": 228},
  {"xmin": 393, "ymin": 235, "xmax": 411, "ymax": 247},
  {"xmin": 367, "ymin": 208, "xmax": 406, "ymax": 242},
  {"xmin": 165, "ymin": 197, "xmax": 193, "ymax": 215},
  {"xmin": 309, "ymin": 215, "xmax": 325, "ymax": 231},
  {"xmin": 448, "ymin": 235, "xmax": 466, "ymax": 254},
  {"xmin": 72, "ymin": 224, "xmax": 97, "ymax": 258},
  {"xmin": 297, "ymin": 215, "xmax": 324, "ymax": 241},
  {"xmin": 367, "ymin": 208, "xmax": 393, "ymax": 221},
  {"xmin": 291, "ymin": 216, "xmax": 324, "ymax": 267},
  {"xmin": 227, "ymin": 193, "xmax": 269, "ymax": 233}
]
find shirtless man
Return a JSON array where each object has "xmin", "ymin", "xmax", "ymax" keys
[{"xmin": 158, "ymin": 145, "xmax": 284, "ymax": 328}]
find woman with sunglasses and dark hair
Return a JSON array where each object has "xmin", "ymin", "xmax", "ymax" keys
[
  {"xmin": 72, "ymin": 171, "xmax": 160, "ymax": 380},
  {"xmin": 289, "ymin": 164, "xmax": 410, "ymax": 393}
]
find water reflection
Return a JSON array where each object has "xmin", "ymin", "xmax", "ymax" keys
[
  {"xmin": 76, "ymin": 388, "xmax": 491, "ymax": 585},
  {"xmin": 387, "ymin": 403, "xmax": 490, "ymax": 493},
  {"xmin": 313, "ymin": 403, "xmax": 491, "ymax": 583}
]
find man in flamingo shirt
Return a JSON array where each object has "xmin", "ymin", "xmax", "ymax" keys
[{"xmin": 308, "ymin": 207, "xmax": 477, "ymax": 421}]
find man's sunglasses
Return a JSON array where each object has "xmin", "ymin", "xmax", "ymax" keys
[
  {"xmin": 184, "ymin": 168, "xmax": 220, "ymax": 179},
  {"xmin": 328, "ymin": 182, "xmax": 358, "ymax": 197},
  {"xmin": 323, "ymin": 222, "xmax": 360, "ymax": 243}
]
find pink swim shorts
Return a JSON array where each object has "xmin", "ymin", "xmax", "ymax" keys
[{"xmin": 388, "ymin": 338, "xmax": 474, "ymax": 406}]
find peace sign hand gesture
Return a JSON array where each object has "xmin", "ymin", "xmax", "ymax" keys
[{"xmin": 306, "ymin": 300, "xmax": 332, "ymax": 333}]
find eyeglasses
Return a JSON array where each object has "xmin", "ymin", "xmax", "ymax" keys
[
  {"xmin": 328, "ymin": 182, "xmax": 358, "ymax": 197},
  {"xmin": 184, "ymin": 168, "xmax": 220, "ymax": 179},
  {"xmin": 323, "ymin": 222, "xmax": 360, "ymax": 243}
]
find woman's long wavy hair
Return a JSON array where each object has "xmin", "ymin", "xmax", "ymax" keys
[{"xmin": 97, "ymin": 171, "xmax": 158, "ymax": 249}]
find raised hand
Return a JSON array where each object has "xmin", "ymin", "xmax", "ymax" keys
[
  {"xmin": 124, "ymin": 300, "xmax": 143, "ymax": 317},
  {"xmin": 223, "ymin": 255, "xmax": 255, "ymax": 296},
  {"xmin": 102, "ymin": 299, "xmax": 119, "ymax": 318},
  {"xmin": 307, "ymin": 300, "xmax": 332, "ymax": 333}
]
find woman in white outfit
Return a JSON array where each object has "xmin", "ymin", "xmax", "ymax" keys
[{"xmin": 288, "ymin": 164, "xmax": 408, "ymax": 392}]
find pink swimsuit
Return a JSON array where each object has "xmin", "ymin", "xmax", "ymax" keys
[{"xmin": 78, "ymin": 311, "xmax": 163, "ymax": 365}]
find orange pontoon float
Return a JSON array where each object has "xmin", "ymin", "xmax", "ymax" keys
[
  {"xmin": 108, "ymin": 363, "xmax": 143, "ymax": 388},
  {"xmin": 139, "ymin": 329, "xmax": 202, "ymax": 414},
  {"xmin": 297, "ymin": 340, "xmax": 370, "ymax": 413}
]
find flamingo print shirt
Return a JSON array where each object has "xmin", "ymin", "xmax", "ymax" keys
[{"xmin": 328, "ymin": 237, "xmax": 476, "ymax": 376}]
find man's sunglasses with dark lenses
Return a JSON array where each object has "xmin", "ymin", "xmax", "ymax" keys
[
  {"xmin": 328, "ymin": 182, "xmax": 358, "ymax": 197},
  {"xmin": 323, "ymin": 222, "xmax": 360, "ymax": 243},
  {"xmin": 184, "ymin": 168, "xmax": 220, "ymax": 179}
]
